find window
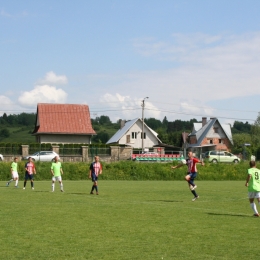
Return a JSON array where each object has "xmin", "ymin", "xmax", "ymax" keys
[
  {"xmin": 131, "ymin": 132, "xmax": 137, "ymax": 139},
  {"xmin": 208, "ymin": 139, "xmax": 213, "ymax": 144},
  {"xmin": 126, "ymin": 135, "xmax": 130, "ymax": 143},
  {"xmin": 219, "ymin": 139, "xmax": 222, "ymax": 144},
  {"xmin": 213, "ymin": 127, "xmax": 218, "ymax": 133},
  {"xmin": 141, "ymin": 132, "xmax": 146, "ymax": 139}
]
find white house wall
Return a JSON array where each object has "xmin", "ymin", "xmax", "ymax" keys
[
  {"xmin": 118, "ymin": 120, "xmax": 159, "ymax": 148},
  {"xmin": 36, "ymin": 134, "xmax": 92, "ymax": 144},
  {"xmin": 206, "ymin": 122, "xmax": 227, "ymax": 139}
]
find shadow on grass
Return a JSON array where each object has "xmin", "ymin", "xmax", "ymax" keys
[{"xmin": 207, "ymin": 212, "xmax": 250, "ymax": 218}]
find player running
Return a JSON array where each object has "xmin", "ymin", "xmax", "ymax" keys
[
  {"xmin": 51, "ymin": 156, "xmax": 64, "ymax": 192},
  {"xmin": 6, "ymin": 157, "xmax": 19, "ymax": 188},
  {"xmin": 245, "ymin": 160, "xmax": 260, "ymax": 217},
  {"xmin": 171, "ymin": 151, "xmax": 204, "ymax": 201}
]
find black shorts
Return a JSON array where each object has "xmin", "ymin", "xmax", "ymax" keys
[
  {"xmin": 24, "ymin": 172, "xmax": 34, "ymax": 181},
  {"xmin": 91, "ymin": 174, "xmax": 98, "ymax": 182}
]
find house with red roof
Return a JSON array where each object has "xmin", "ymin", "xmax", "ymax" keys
[{"xmin": 32, "ymin": 103, "xmax": 96, "ymax": 144}]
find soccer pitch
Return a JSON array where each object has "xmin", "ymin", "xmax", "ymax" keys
[{"xmin": 0, "ymin": 180, "xmax": 257, "ymax": 260}]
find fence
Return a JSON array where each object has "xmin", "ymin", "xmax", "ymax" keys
[{"xmin": 0, "ymin": 145, "xmax": 118, "ymax": 162}]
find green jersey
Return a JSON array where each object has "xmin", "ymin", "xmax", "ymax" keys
[
  {"xmin": 247, "ymin": 167, "xmax": 260, "ymax": 192},
  {"xmin": 51, "ymin": 162, "xmax": 62, "ymax": 177},
  {"xmin": 11, "ymin": 162, "xmax": 18, "ymax": 172}
]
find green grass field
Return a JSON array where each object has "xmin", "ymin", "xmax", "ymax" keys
[{"xmin": 0, "ymin": 180, "xmax": 258, "ymax": 260}]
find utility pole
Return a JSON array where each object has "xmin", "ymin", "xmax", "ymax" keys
[{"xmin": 141, "ymin": 97, "xmax": 149, "ymax": 152}]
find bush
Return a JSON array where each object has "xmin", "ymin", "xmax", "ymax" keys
[{"xmin": 0, "ymin": 160, "xmax": 251, "ymax": 181}]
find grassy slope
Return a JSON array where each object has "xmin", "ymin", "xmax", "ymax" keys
[
  {"xmin": 0, "ymin": 124, "xmax": 117, "ymax": 143},
  {"xmin": 0, "ymin": 126, "xmax": 35, "ymax": 143},
  {"xmin": 0, "ymin": 180, "xmax": 257, "ymax": 259}
]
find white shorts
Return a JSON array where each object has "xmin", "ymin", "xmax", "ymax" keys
[
  {"xmin": 12, "ymin": 171, "xmax": 19, "ymax": 179},
  {"xmin": 52, "ymin": 176, "xmax": 62, "ymax": 182},
  {"xmin": 248, "ymin": 192, "xmax": 260, "ymax": 199}
]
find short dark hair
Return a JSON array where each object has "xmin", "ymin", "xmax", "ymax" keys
[{"xmin": 249, "ymin": 161, "xmax": 256, "ymax": 168}]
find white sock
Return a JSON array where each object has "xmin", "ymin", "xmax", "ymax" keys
[
  {"xmin": 250, "ymin": 203, "xmax": 258, "ymax": 214},
  {"xmin": 52, "ymin": 183, "xmax": 55, "ymax": 191},
  {"xmin": 15, "ymin": 180, "xmax": 18, "ymax": 186},
  {"xmin": 60, "ymin": 183, "xmax": 63, "ymax": 191},
  {"xmin": 8, "ymin": 179, "xmax": 13, "ymax": 183}
]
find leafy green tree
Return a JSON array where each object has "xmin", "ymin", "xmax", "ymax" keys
[
  {"xmin": 251, "ymin": 112, "xmax": 260, "ymax": 149},
  {"xmin": 144, "ymin": 118, "xmax": 162, "ymax": 130},
  {"xmin": 98, "ymin": 115, "xmax": 112, "ymax": 125},
  {"xmin": 232, "ymin": 133, "xmax": 252, "ymax": 154},
  {"xmin": 0, "ymin": 128, "xmax": 10, "ymax": 138}
]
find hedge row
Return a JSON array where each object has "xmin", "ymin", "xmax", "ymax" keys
[{"xmin": 0, "ymin": 161, "xmax": 251, "ymax": 181}]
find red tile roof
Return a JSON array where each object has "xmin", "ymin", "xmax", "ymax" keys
[{"xmin": 33, "ymin": 103, "xmax": 96, "ymax": 135}]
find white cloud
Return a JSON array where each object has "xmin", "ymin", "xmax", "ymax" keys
[
  {"xmin": 18, "ymin": 85, "xmax": 67, "ymax": 107},
  {"xmin": 37, "ymin": 71, "xmax": 68, "ymax": 85},
  {"xmin": 0, "ymin": 9, "xmax": 29, "ymax": 18},
  {"xmin": 99, "ymin": 93, "xmax": 161, "ymax": 121}
]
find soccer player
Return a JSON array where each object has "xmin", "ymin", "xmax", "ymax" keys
[
  {"xmin": 6, "ymin": 157, "xmax": 19, "ymax": 188},
  {"xmin": 89, "ymin": 156, "xmax": 102, "ymax": 195},
  {"xmin": 51, "ymin": 156, "xmax": 64, "ymax": 192},
  {"xmin": 23, "ymin": 157, "xmax": 36, "ymax": 190},
  {"xmin": 171, "ymin": 151, "xmax": 204, "ymax": 201},
  {"xmin": 245, "ymin": 160, "xmax": 260, "ymax": 217}
]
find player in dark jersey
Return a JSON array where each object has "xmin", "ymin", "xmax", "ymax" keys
[
  {"xmin": 89, "ymin": 156, "xmax": 102, "ymax": 195},
  {"xmin": 172, "ymin": 151, "xmax": 204, "ymax": 201}
]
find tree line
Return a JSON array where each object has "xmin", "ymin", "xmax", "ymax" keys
[{"xmin": 0, "ymin": 112, "xmax": 258, "ymax": 158}]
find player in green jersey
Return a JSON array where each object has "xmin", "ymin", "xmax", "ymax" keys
[
  {"xmin": 245, "ymin": 160, "xmax": 260, "ymax": 217},
  {"xmin": 6, "ymin": 157, "xmax": 19, "ymax": 188},
  {"xmin": 50, "ymin": 156, "xmax": 64, "ymax": 192}
]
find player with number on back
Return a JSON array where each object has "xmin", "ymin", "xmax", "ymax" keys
[
  {"xmin": 171, "ymin": 151, "xmax": 204, "ymax": 201},
  {"xmin": 245, "ymin": 160, "xmax": 260, "ymax": 217}
]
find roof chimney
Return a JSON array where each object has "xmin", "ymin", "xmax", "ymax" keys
[
  {"xmin": 202, "ymin": 117, "xmax": 207, "ymax": 127},
  {"xmin": 120, "ymin": 120, "xmax": 125, "ymax": 129}
]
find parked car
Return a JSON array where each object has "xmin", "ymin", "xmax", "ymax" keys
[
  {"xmin": 0, "ymin": 154, "xmax": 3, "ymax": 161},
  {"xmin": 204, "ymin": 151, "xmax": 240, "ymax": 163},
  {"xmin": 23, "ymin": 151, "xmax": 59, "ymax": 162}
]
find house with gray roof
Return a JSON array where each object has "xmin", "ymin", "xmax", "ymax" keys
[
  {"xmin": 187, "ymin": 117, "xmax": 233, "ymax": 156},
  {"xmin": 106, "ymin": 118, "xmax": 162, "ymax": 149}
]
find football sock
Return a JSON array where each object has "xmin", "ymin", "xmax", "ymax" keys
[
  {"xmin": 91, "ymin": 185, "xmax": 95, "ymax": 192},
  {"xmin": 52, "ymin": 183, "xmax": 55, "ymax": 191},
  {"xmin": 191, "ymin": 190, "xmax": 198, "ymax": 197},
  {"xmin": 250, "ymin": 203, "xmax": 258, "ymax": 214},
  {"xmin": 95, "ymin": 186, "xmax": 98, "ymax": 192},
  {"xmin": 8, "ymin": 179, "xmax": 13, "ymax": 184},
  {"xmin": 24, "ymin": 181, "xmax": 27, "ymax": 187},
  {"xmin": 31, "ymin": 182, "xmax": 34, "ymax": 188},
  {"xmin": 15, "ymin": 179, "xmax": 18, "ymax": 186},
  {"xmin": 60, "ymin": 183, "xmax": 63, "ymax": 191}
]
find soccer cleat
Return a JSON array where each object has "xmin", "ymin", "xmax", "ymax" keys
[
  {"xmin": 90, "ymin": 191, "xmax": 94, "ymax": 194},
  {"xmin": 253, "ymin": 213, "xmax": 260, "ymax": 217},
  {"xmin": 32, "ymin": 187, "xmax": 34, "ymax": 190},
  {"xmin": 61, "ymin": 190, "xmax": 64, "ymax": 192},
  {"xmin": 6, "ymin": 183, "xmax": 9, "ymax": 187},
  {"xmin": 192, "ymin": 196, "xmax": 199, "ymax": 201},
  {"xmin": 23, "ymin": 187, "xmax": 25, "ymax": 189},
  {"xmin": 96, "ymin": 192, "xmax": 99, "ymax": 195},
  {"xmin": 191, "ymin": 185, "xmax": 197, "ymax": 191},
  {"xmin": 15, "ymin": 186, "xmax": 18, "ymax": 188}
]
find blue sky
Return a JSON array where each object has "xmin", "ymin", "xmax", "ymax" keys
[{"xmin": 1, "ymin": 0, "xmax": 260, "ymax": 125}]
